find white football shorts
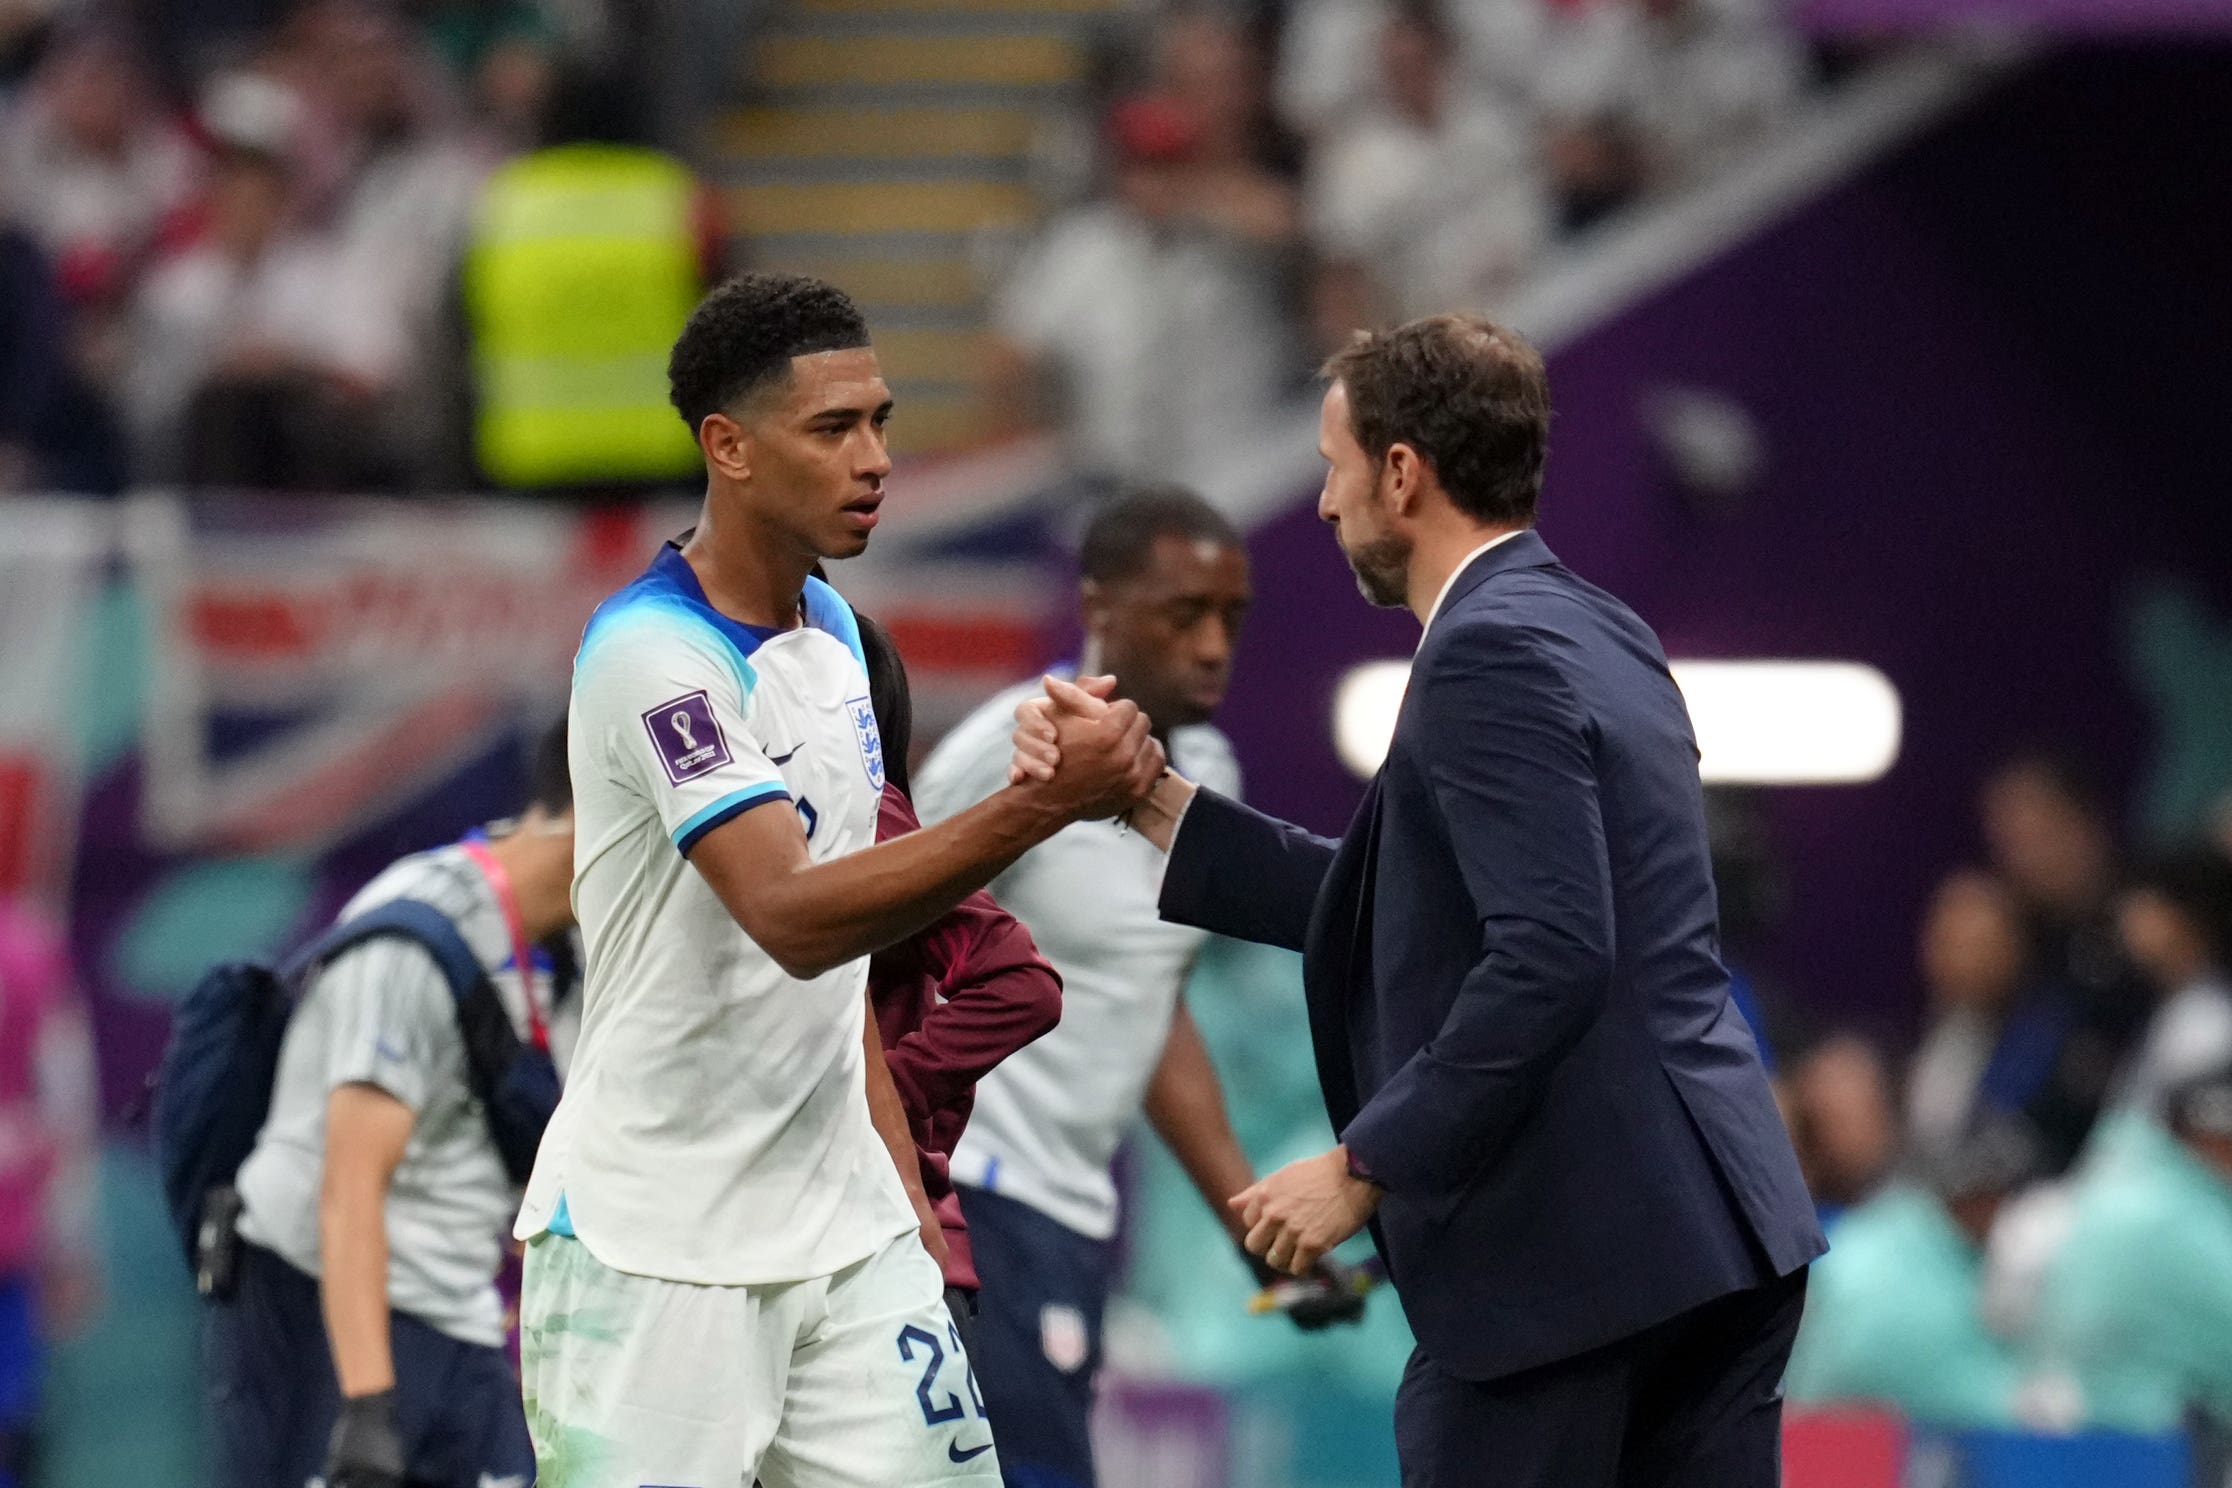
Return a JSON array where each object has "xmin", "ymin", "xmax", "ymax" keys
[{"xmin": 520, "ymin": 1229, "xmax": 1001, "ymax": 1488}]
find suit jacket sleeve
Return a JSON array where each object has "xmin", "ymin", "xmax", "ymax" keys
[
  {"xmin": 1159, "ymin": 788, "xmax": 1339, "ymax": 953},
  {"xmin": 1340, "ymin": 622, "xmax": 1616, "ymax": 1199}
]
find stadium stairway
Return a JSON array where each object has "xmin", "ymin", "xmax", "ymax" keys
[{"xmin": 712, "ymin": 0, "xmax": 1118, "ymax": 457}]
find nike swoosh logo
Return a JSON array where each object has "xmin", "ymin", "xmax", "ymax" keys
[
  {"xmin": 948, "ymin": 1440, "xmax": 994, "ymax": 1464},
  {"xmin": 770, "ymin": 743, "xmax": 805, "ymax": 764},
  {"xmin": 375, "ymin": 1037, "xmax": 406, "ymax": 1063}
]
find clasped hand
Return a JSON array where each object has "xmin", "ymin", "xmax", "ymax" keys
[
  {"xmin": 1232, "ymin": 1146, "xmax": 1382, "ymax": 1277},
  {"xmin": 1006, "ymin": 674, "xmax": 1164, "ymax": 819}
]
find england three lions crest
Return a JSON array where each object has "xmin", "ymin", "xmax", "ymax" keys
[{"xmin": 847, "ymin": 696, "xmax": 885, "ymax": 792}]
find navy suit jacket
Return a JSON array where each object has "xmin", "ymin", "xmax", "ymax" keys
[{"xmin": 1161, "ymin": 532, "xmax": 1824, "ymax": 1381}]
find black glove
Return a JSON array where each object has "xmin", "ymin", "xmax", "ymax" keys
[
  {"xmin": 1245, "ymin": 1252, "xmax": 1370, "ymax": 1332},
  {"xmin": 324, "ymin": 1389, "xmax": 407, "ymax": 1488}
]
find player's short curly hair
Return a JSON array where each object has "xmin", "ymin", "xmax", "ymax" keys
[
  {"xmin": 667, "ymin": 273, "xmax": 871, "ymax": 431},
  {"xmin": 1323, "ymin": 314, "xmax": 1550, "ymax": 526}
]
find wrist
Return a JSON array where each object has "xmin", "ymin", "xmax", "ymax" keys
[{"xmin": 1339, "ymin": 1144, "xmax": 1383, "ymax": 1192}]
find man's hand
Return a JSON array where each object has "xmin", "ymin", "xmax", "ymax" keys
[
  {"xmin": 324, "ymin": 1389, "xmax": 407, "ymax": 1488},
  {"xmin": 1008, "ymin": 675, "xmax": 1100, "ymax": 785},
  {"xmin": 1015, "ymin": 675, "xmax": 1164, "ymax": 820},
  {"xmin": 1231, "ymin": 1146, "xmax": 1382, "ymax": 1277}
]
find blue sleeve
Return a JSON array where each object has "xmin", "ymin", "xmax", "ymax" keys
[
  {"xmin": 1341, "ymin": 623, "xmax": 1616, "ymax": 1199},
  {"xmin": 1159, "ymin": 788, "xmax": 1339, "ymax": 953}
]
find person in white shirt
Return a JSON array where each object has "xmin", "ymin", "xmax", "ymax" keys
[
  {"xmin": 986, "ymin": 97, "xmax": 1299, "ymax": 488},
  {"xmin": 914, "ymin": 488, "xmax": 1363, "ymax": 1488},
  {"xmin": 1309, "ymin": 0, "xmax": 1551, "ymax": 324},
  {"xmin": 208, "ymin": 723, "xmax": 575, "ymax": 1488},
  {"xmin": 516, "ymin": 273, "xmax": 1165, "ymax": 1488}
]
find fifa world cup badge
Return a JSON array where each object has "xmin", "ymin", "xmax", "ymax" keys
[{"xmin": 847, "ymin": 696, "xmax": 885, "ymax": 792}]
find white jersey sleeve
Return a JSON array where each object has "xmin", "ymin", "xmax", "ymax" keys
[{"xmin": 574, "ymin": 603, "xmax": 791, "ymax": 854}]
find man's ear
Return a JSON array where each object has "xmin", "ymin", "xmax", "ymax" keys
[
  {"xmin": 701, "ymin": 410, "xmax": 751, "ymax": 483},
  {"xmin": 1384, "ymin": 442, "xmax": 1426, "ymax": 520}
]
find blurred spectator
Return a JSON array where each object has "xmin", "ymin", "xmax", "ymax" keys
[
  {"xmin": 0, "ymin": 222, "xmax": 68, "ymax": 492},
  {"xmin": 1533, "ymin": 0, "xmax": 1805, "ymax": 227},
  {"xmin": 122, "ymin": 111, "xmax": 368, "ymax": 485},
  {"xmin": 1785, "ymin": 1119, "xmax": 2036, "ymax": 1428},
  {"xmin": 1625, "ymin": 0, "xmax": 1808, "ymax": 185},
  {"xmin": 1905, "ymin": 870, "xmax": 2072, "ymax": 1175},
  {"xmin": 1152, "ymin": 11, "xmax": 1304, "ymax": 188},
  {"xmin": 1274, "ymin": 0, "xmax": 1546, "ymax": 142},
  {"xmin": 0, "ymin": 900, "xmax": 101, "ymax": 1488},
  {"xmin": 417, "ymin": 1, "xmax": 563, "ymax": 152},
  {"xmin": 986, "ymin": 94, "xmax": 1300, "ymax": 486},
  {"xmin": 461, "ymin": 69, "xmax": 705, "ymax": 489},
  {"xmin": 2022, "ymin": 1066, "xmax": 2232, "ymax": 1434},
  {"xmin": 1788, "ymin": 1032, "xmax": 1899, "ymax": 1218},
  {"xmin": 0, "ymin": 27, "xmax": 198, "ymax": 322},
  {"xmin": 261, "ymin": 0, "xmax": 495, "ymax": 486},
  {"xmin": 1981, "ymin": 749, "xmax": 2153, "ymax": 1173},
  {"xmin": 1307, "ymin": 0, "xmax": 1550, "ymax": 327},
  {"xmin": 2111, "ymin": 847, "xmax": 2232, "ymax": 1119}
]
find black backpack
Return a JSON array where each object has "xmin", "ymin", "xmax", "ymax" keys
[{"xmin": 150, "ymin": 897, "xmax": 562, "ymax": 1272}]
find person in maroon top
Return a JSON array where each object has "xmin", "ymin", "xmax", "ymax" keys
[{"xmin": 859, "ymin": 609, "xmax": 1064, "ymax": 1338}]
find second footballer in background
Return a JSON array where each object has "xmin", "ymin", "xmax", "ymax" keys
[{"xmin": 914, "ymin": 488, "xmax": 1367, "ymax": 1488}]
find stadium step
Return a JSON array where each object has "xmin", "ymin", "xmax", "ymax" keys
[{"xmin": 714, "ymin": 0, "xmax": 1121, "ymax": 455}]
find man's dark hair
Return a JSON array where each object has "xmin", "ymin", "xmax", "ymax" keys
[
  {"xmin": 668, "ymin": 274, "xmax": 870, "ymax": 432},
  {"xmin": 2130, "ymin": 846, "xmax": 2232, "ymax": 967},
  {"xmin": 856, "ymin": 609, "xmax": 913, "ymax": 799},
  {"xmin": 527, "ymin": 718, "xmax": 572, "ymax": 816},
  {"xmin": 1079, "ymin": 486, "xmax": 1242, "ymax": 586},
  {"xmin": 1322, "ymin": 314, "xmax": 1551, "ymax": 526}
]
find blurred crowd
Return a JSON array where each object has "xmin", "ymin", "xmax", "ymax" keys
[
  {"xmin": 984, "ymin": 0, "xmax": 1819, "ymax": 486},
  {"xmin": 1766, "ymin": 749, "xmax": 2232, "ymax": 1458},
  {"xmin": 0, "ymin": 0, "xmax": 1829, "ymax": 499},
  {"xmin": 0, "ymin": 0, "xmax": 710, "ymax": 497}
]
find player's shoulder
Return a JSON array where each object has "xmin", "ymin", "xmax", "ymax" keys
[
  {"xmin": 936, "ymin": 677, "xmax": 1046, "ymax": 765},
  {"xmin": 913, "ymin": 677, "xmax": 1043, "ymax": 820},
  {"xmin": 336, "ymin": 844, "xmax": 485, "ymax": 926},
  {"xmin": 316, "ymin": 847, "xmax": 486, "ymax": 1002},
  {"xmin": 1171, "ymin": 721, "xmax": 1242, "ymax": 800}
]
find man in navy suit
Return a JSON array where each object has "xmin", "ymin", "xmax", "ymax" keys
[{"xmin": 1015, "ymin": 315, "xmax": 1824, "ymax": 1485}]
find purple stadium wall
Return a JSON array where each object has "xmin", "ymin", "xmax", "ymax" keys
[{"xmin": 1214, "ymin": 49, "xmax": 2232, "ymax": 1038}]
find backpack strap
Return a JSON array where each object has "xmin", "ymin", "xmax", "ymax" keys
[{"xmin": 279, "ymin": 898, "xmax": 489, "ymax": 1006}]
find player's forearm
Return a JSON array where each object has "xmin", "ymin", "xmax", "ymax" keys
[
  {"xmin": 1144, "ymin": 1003, "xmax": 1258, "ymax": 1246},
  {"xmin": 318, "ymin": 1176, "xmax": 397, "ymax": 1396},
  {"xmin": 698, "ymin": 786, "xmax": 1069, "ymax": 980}
]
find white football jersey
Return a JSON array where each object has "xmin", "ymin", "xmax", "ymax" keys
[
  {"xmin": 517, "ymin": 545, "xmax": 917, "ymax": 1284},
  {"xmin": 913, "ymin": 676, "xmax": 1242, "ymax": 1240}
]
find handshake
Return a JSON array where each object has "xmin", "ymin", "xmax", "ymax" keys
[{"xmin": 1003, "ymin": 674, "xmax": 1168, "ymax": 824}]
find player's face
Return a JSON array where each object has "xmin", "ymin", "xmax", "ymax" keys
[
  {"xmin": 740, "ymin": 348, "xmax": 894, "ymax": 560},
  {"xmin": 1091, "ymin": 533, "xmax": 1252, "ymax": 729},
  {"xmin": 1317, "ymin": 382, "xmax": 1410, "ymax": 608}
]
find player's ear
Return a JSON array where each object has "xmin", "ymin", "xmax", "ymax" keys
[
  {"xmin": 1080, "ymin": 576, "xmax": 1112, "ymax": 634},
  {"xmin": 700, "ymin": 410, "xmax": 752, "ymax": 483}
]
